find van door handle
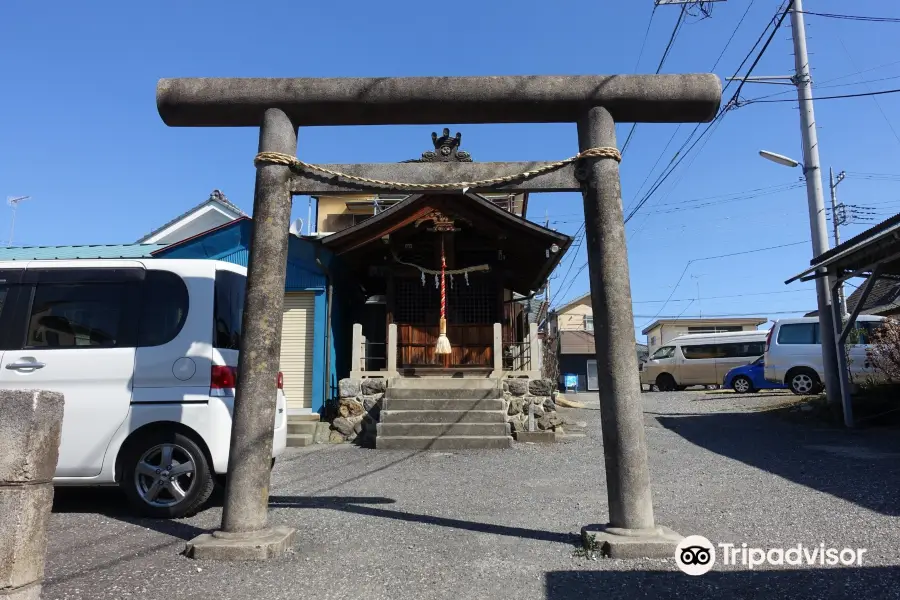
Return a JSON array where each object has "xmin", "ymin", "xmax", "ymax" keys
[{"xmin": 6, "ymin": 361, "xmax": 46, "ymax": 370}]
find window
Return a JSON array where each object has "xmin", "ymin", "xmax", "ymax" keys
[
  {"xmin": 720, "ymin": 341, "xmax": 765, "ymax": 358},
  {"xmin": 651, "ymin": 346, "xmax": 675, "ymax": 360},
  {"xmin": 138, "ymin": 271, "xmax": 189, "ymax": 347},
  {"xmin": 681, "ymin": 344, "xmax": 721, "ymax": 360},
  {"xmin": 214, "ymin": 270, "xmax": 247, "ymax": 350},
  {"xmin": 584, "ymin": 315, "xmax": 594, "ymax": 332},
  {"xmin": 26, "ymin": 283, "xmax": 126, "ymax": 348},
  {"xmin": 777, "ymin": 323, "xmax": 819, "ymax": 345}
]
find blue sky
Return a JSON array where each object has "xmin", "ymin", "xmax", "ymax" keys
[{"xmin": 2, "ymin": 0, "xmax": 899, "ymax": 340}]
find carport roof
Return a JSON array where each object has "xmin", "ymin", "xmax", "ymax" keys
[{"xmin": 786, "ymin": 211, "xmax": 900, "ymax": 283}]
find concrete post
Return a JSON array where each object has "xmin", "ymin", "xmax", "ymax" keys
[
  {"xmin": 185, "ymin": 108, "xmax": 297, "ymax": 560},
  {"xmin": 528, "ymin": 322, "xmax": 541, "ymax": 378},
  {"xmin": 351, "ymin": 324, "xmax": 364, "ymax": 378},
  {"xmin": 387, "ymin": 323, "xmax": 398, "ymax": 377},
  {"xmin": 0, "ymin": 389, "xmax": 64, "ymax": 600},
  {"xmin": 491, "ymin": 322, "xmax": 503, "ymax": 377},
  {"xmin": 576, "ymin": 106, "xmax": 681, "ymax": 558}
]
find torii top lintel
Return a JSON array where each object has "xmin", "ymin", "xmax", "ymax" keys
[{"xmin": 156, "ymin": 74, "xmax": 721, "ymax": 127}]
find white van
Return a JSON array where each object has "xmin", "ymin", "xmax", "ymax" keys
[
  {"xmin": 764, "ymin": 315, "xmax": 886, "ymax": 395},
  {"xmin": 640, "ymin": 330, "xmax": 767, "ymax": 391},
  {"xmin": 0, "ymin": 259, "xmax": 287, "ymax": 518}
]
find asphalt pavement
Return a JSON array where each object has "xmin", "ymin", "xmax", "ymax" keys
[{"xmin": 44, "ymin": 389, "xmax": 900, "ymax": 600}]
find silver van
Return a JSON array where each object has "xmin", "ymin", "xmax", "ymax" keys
[
  {"xmin": 640, "ymin": 330, "xmax": 768, "ymax": 391},
  {"xmin": 764, "ymin": 315, "xmax": 886, "ymax": 394}
]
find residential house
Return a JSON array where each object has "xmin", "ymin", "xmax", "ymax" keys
[
  {"xmin": 642, "ymin": 317, "xmax": 768, "ymax": 354},
  {"xmin": 135, "ymin": 190, "xmax": 246, "ymax": 245},
  {"xmin": 549, "ymin": 292, "xmax": 646, "ymax": 392}
]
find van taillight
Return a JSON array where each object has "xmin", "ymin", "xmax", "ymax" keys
[
  {"xmin": 765, "ymin": 328, "xmax": 773, "ymax": 352},
  {"xmin": 211, "ymin": 365, "xmax": 238, "ymax": 389},
  {"xmin": 277, "ymin": 372, "xmax": 284, "ymax": 389}
]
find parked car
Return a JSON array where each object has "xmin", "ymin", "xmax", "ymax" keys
[
  {"xmin": 764, "ymin": 315, "xmax": 887, "ymax": 395},
  {"xmin": 0, "ymin": 258, "xmax": 288, "ymax": 518},
  {"xmin": 723, "ymin": 356, "xmax": 787, "ymax": 393},
  {"xmin": 640, "ymin": 330, "xmax": 768, "ymax": 391}
]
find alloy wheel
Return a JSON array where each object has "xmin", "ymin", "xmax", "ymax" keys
[{"xmin": 134, "ymin": 443, "xmax": 197, "ymax": 508}]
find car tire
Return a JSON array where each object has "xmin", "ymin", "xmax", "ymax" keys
[
  {"xmin": 786, "ymin": 368, "xmax": 821, "ymax": 396},
  {"xmin": 656, "ymin": 373, "xmax": 677, "ymax": 392},
  {"xmin": 732, "ymin": 375, "xmax": 755, "ymax": 394},
  {"xmin": 120, "ymin": 430, "xmax": 215, "ymax": 519}
]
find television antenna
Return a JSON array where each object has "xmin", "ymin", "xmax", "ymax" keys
[{"xmin": 7, "ymin": 196, "xmax": 31, "ymax": 247}]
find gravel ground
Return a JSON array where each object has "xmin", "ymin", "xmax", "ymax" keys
[{"xmin": 44, "ymin": 390, "xmax": 900, "ymax": 600}]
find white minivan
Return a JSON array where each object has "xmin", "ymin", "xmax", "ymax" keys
[
  {"xmin": 764, "ymin": 315, "xmax": 887, "ymax": 395},
  {"xmin": 0, "ymin": 258, "xmax": 288, "ymax": 518},
  {"xmin": 640, "ymin": 330, "xmax": 768, "ymax": 391}
]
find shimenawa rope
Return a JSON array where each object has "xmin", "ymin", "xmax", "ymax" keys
[{"xmin": 254, "ymin": 146, "xmax": 622, "ymax": 191}]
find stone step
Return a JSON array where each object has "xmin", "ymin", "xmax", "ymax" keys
[
  {"xmin": 382, "ymin": 397, "xmax": 504, "ymax": 411},
  {"xmin": 386, "ymin": 387, "xmax": 503, "ymax": 400},
  {"xmin": 376, "ymin": 435, "xmax": 513, "ymax": 450},
  {"xmin": 377, "ymin": 422, "xmax": 510, "ymax": 437},
  {"xmin": 380, "ymin": 410, "xmax": 507, "ymax": 424},
  {"xmin": 287, "ymin": 433, "xmax": 314, "ymax": 447},
  {"xmin": 288, "ymin": 422, "xmax": 318, "ymax": 435},
  {"xmin": 390, "ymin": 378, "xmax": 499, "ymax": 391},
  {"xmin": 288, "ymin": 414, "xmax": 321, "ymax": 422}
]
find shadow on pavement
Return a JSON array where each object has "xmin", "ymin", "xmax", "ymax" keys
[
  {"xmin": 655, "ymin": 410, "xmax": 900, "ymax": 516},
  {"xmin": 52, "ymin": 487, "xmax": 207, "ymax": 540},
  {"xmin": 545, "ymin": 566, "xmax": 900, "ymax": 599},
  {"xmin": 269, "ymin": 495, "xmax": 577, "ymax": 545}
]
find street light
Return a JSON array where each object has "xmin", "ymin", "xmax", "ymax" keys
[{"xmin": 759, "ymin": 150, "xmax": 801, "ymax": 169}]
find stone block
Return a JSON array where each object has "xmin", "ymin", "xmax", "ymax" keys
[
  {"xmin": 185, "ymin": 526, "xmax": 296, "ymax": 560},
  {"xmin": 507, "ymin": 397, "xmax": 524, "ymax": 417},
  {"xmin": 361, "ymin": 394, "xmax": 383, "ymax": 415},
  {"xmin": 361, "ymin": 378, "xmax": 386, "ymax": 394},
  {"xmin": 537, "ymin": 412, "xmax": 563, "ymax": 431},
  {"xmin": 338, "ymin": 397, "xmax": 364, "ymax": 418},
  {"xmin": 314, "ymin": 422, "xmax": 332, "ymax": 444},
  {"xmin": 514, "ymin": 431, "xmax": 556, "ymax": 444},
  {"xmin": 0, "ymin": 484, "xmax": 54, "ymax": 590},
  {"xmin": 528, "ymin": 378, "xmax": 553, "ymax": 396},
  {"xmin": 332, "ymin": 417, "xmax": 354, "ymax": 437},
  {"xmin": 338, "ymin": 379, "xmax": 360, "ymax": 399},
  {"xmin": 543, "ymin": 398, "xmax": 557, "ymax": 413},
  {"xmin": 0, "ymin": 390, "xmax": 64, "ymax": 484},
  {"xmin": 2, "ymin": 582, "xmax": 41, "ymax": 600},
  {"xmin": 507, "ymin": 379, "xmax": 528, "ymax": 396}
]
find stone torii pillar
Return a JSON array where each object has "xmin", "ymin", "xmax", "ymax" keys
[{"xmin": 158, "ymin": 74, "xmax": 720, "ymax": 560}]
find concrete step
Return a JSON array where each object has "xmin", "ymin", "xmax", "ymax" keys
[
  {"xmin": 390, "ymin": 378, "xmax": 499, "ymax": 391},
  {"xmin": 380, "ymin": 410, "xmax": 507, "ymax": 424},
  {"xmin": 386, "ymin": 387, "xmax": 502, "ymax": 400},
  {"xmin": 382, "ymin": 397, "xmax": 504, "ymax": 411},
  {"xmin": 288, "ymin": 422, "xmax": 318, "ymax": 435},
  {"xmin": 287, "ymin": 433, "xmax": 314, "ymax": 447},
  {"xmin": 288, "ymin": 414, "xmax": 321, "ymax": 422},
  {"xmin": 376, "ymin": 435, "xmax": 513, "ymax": 450},
  {"xmin": 377, "ymin": 422, "xmax": 510, "ymax": 437}
]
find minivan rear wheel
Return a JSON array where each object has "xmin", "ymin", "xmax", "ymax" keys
[
  {"xmin": 656, "ymin": 373, "xmax": 677, "ymax": 392},
  {"xmin": 787, "ymin": 368, "xmax": 821, "ymax": 396},
  {"xmin": 121, "ymin": 431, "xmax": 214, "ymax": 518}
]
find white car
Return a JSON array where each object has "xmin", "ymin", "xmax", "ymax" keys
[
  {"xmin": 764, "ymin": 315, "xmax": 886, "ymax": 395},
  {"xmin": 0, "ymin": 258, "xmax": 287, "ymax": 517}
]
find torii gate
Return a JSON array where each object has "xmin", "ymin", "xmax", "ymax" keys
[{"xmin": 160, "ymin": 75, "xmax": 721, "ymax": 560}]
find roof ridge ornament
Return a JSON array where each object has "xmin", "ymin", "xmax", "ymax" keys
[{"xmin": 411, "ymin": 127, "xmax": 472, "ymax": 163}]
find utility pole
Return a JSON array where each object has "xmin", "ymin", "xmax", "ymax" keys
[
  {"xmin": 830, "ymin": 168, "xmax": 848, "ymax": 318},
  {"xmin": 791, "ymin": 0, "xmax": 843, "ymax": 413}
]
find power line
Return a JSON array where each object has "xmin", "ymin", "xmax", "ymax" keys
[
  {"xmin": 622, "ymin": 6, "xmax": 687, "ymax": 155},
  {"xmin": 837, "ymin": 36, "xmax": 900, "ymax": 148},
  {"xmin": 635, "ymin": 310, "xmax": 811, "ymax": 319},
  {"xmin": 797, "ymin": 10, "xmax": 900, "ymax": 24},
  {"xmin": 625, "ymin": 1, "xmax": 794, "ymax": 225},
  {"xmin": 741, "ymin": 87, "xmax": 900, "ymax": 104},
  {"xmin": 633, "ymin": 288, "xmax": 816, "ymax": 304},
  {"xmin": 639, "ymin": 238, "xmax": 809, "ymax": 328}
]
